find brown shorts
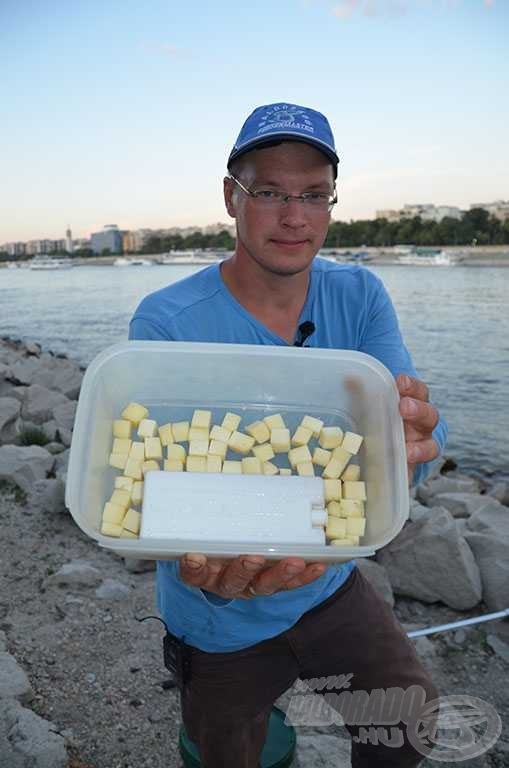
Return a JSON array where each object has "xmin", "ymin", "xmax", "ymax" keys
[{"xmin": 180, "ymin": 566, "xmax": 438, "ymax": 767}]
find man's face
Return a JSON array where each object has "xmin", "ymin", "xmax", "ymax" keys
[{"xmin": 224, "ymin": 142, "xmax": 335, "ymax": 277}]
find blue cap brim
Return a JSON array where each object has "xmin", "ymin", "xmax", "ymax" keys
[{"xmin": 227, "ymin": 133, "xmax": 339, "ymax": 169}]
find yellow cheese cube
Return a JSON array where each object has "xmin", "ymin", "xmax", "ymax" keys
[
  {"xmin": 167, "ymin": 444, "xmax": 186, "ymax": 462},
  {"xmin": 323, "ymin": 479, "xmax": 342, "ymax": 503},
  {"xmin": 228, "ymin": 431, "xmax": 255, "ymax": 454},
  {"xmin": 222, "ymin": 460, "xmax": 242, "ymax": 474},
  {"xmin": 322, "ymin": 458, "xmax": 345, "ymax": 479},
  {"xmin": 326, "ymin": 501, "xmax": 343, "ymax": 518},
  {"xmin": 318, "ymin": 427, "xmax": 344, "ymax": 450},
  {"xmin": 329, "ymin": 538, "xmax": 354, "ymax": 547},
  {"xmin": 145, "ymin": 437, "xmax": 163, "ymax": 460},
  {"xmin": 242, "ymin": 457, "xmax": 262, "ymax": 475},
  {"xmin": 102, "ymin": 501, "xmax": 126, "ymax": 525},
  {"xmin": 172, "ymin": 421, "xmax": 190, "ymax": 442},
  {"xmin": 101, "ymin": 521, "xmax": 123, "ymax": 537},
  {"xmin": 113, "ymin": 419, "xmax": 131, "ymax": 438},
  {"xmin": 119, "ymin": 529, "xmax": 138, "ymax": 539},
  {"xmin": 210, "ymin": 425, "xmax": 231, "ymax": 443},
  {"xmin": 279, "ymin": 468, "xmax": 292, "ymax": 476},
  {"xmin": 252, "ymin": 443, "xmax": 275, "ymax": 462},
  {"xmin": 347, "ymin": 535, "xmax": 360, "ymax": 546},
  {"xmin": 326, "ymin": 517, "xmax": 347, "ymax": 539},
  {"xmin": 142, "ymin": 460, "xmax": 160, "ymax": 476},
  {"xmin": 121, "ymin": 402, "xmax": 148, "ymax": 425},
  {"xmin": 114, "ymin": 476, "xmax": 133, "ymax": 492},
  {"xmin": 189, "ymin": 439, "xmax": 209, "ymax": 457},
  {"xmin": 263, "ymin": 413, "xmax": 286, "ymax": 431},
  {"xmin": 341, "ymin": 464, "xmax": 361, "ymax": 481},
  {"xmin": 206, "ymin": 455, "xmax": 223, "ymax": 473},
  {"xmin": 245, "ymin": 420, "xmax": 271, "ymax": 444},
  {"xmin": 270, "ymin": 428, "xmax": 291, "ymax": 453},
  {"xmin": 188, "ymin": 426, "xmax": 210, "ymax": 442},
  {"xmin": 262, "ymin": 461, "xmax": 279, "ymax": 476},
  {"xmin": 109, "ymin": 489, "xmax": 131, "ymax": 509},
  {"xmin": 109, "ymin": 453, "xmax": 128, "ymax": 470},
  {"xmin": 164, "ymin": 459, "xmax": 184, "ymax": 472},
  {"xmin": 291, "ymin": 426, "xmax": 313, "ymax": 446},
  {"xmin": 191, "ymin": 409, "xmax": 212, "ymax": 429},
  {"xmin": 129, "ymin": 441, "xmax": 145, "ymax": 461},
  {"xmin": 297, "ymin": 461, "xmax": 314, "ymax": 477},
  {"xmin": 131, "ymin": 481, "xmax": 144, "ymax": 505},
  {"xmin": 301, "ymin": 415, "xmax": 324, "ymax": 438},
  {"xmin": 123, "ymin": 508, "xmax": 141, "ymax": 535},
  {"xmin": 158, "ymin": 422, "xmax": 174, "ymax": 446},
  {"xmin": 343, "ymin": 481, "xmax": 367, "ymax": 501},
  {"xmin": 222, "ymin": 412, "xmax": 242, "ymax": 432},
  {"xmin": 138, "ymin": 419, "xmax": 157, "ymax": 439},
  {"xmin": 341, "ymin": 431, "xmax": 364, "ymax": 455},
  {"xmin": 208, "ymin": 439, "xmax": 228, "ymax": 459},
  {"xmin": 330, "ymin": 446, "xmax": 353, "ymax": 475},
  {"xmin": 339, "ymin": 499, "xmax": 365, "ymax": 517},
  {"xmin": 288, "ymin": 445, "xmax": 312, "ymax": 468},
  {"xmin": 186, "ymin": 456, "xmax": 207, "ymax": 473},
  {"xmin": 112, "ymin": 438, "xmax": 132, "ymax": 454},
  {"xmin": 312, "ymin": 447, "xmax": 332, "ymax": 467},
  {"xmin": 346, "ymin": 517, "xmax": 366, "ymax": 537}
]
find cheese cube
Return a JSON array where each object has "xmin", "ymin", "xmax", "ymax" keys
[
  {"xmin": 167, "ymin": 444, "xmax": 186, "ymax": 462},
  {"xmin": 145, "ymin": 437, "xmax": 163, "ymax": 460},
  {"xmin": 158, "ymin": 422, "xmax": 174, "ymax": 446},
  {"xmin": 312, "ymin": 447, "xmax": 332, "ymax": 468},
  {"xmin": 328, "ymin": 446, "xmax": 352, "ymax": 476},
  {"xmin": 301, "ymin": 415, "xmax": 324, "ymax": 438},
  {"xmin": 245, "ymin": 420, "xmax": 271, "ymax": 444},
  {"xmin": 263, "ymin": 413, "xmax": 286, "ymax": 431},
  {"xmin": 318, "ymin": 427, "xmax": 344, "ymax": 450},
  {"xmin": 339, "ymin": 499, "xmax": 365, "ymax": 517},
  {"xmin": 172, "ymin": 421, "xmax": 190, "ymax": 442},
  {"xmin": 206, "ymin": 455, "xmax": 222, "ymax": 473},
  {"xmin": 113, "ymin": 419, "xmax": 131, "ymax": 438},
  {"xmin": 191, "ymin": 409, "xmax": 212, "ymax": 429},
  {"xmin": 188, "ymin": 439, "xmax": 209, "ymax": 457},
  {"xmin": 114, "ymin": 476, "xmax": 133, "ymax": 492},
  {"xmin": 102, "ymin": 501, "xmax": 126, "ymax": 525},
  {"xmin": 326, "ymin": 501, "xmax": 343, "ymax": 518},
  {"xmin": 121, "ymin": 402, "xmax": 148, "ymax": 425},
  {"xmin": 252, "ymin": 443, "xmax": 275, "ymax": 462},
  {"xmin": 322, "ymin": 458, "xmax": 344, "ymax": 479},
  {"xmin": 270, "ymin": 428, "xmax": 291, "ymax": 453},
  {"xmin": 138, "ymin": 419, "xmax": 157, "ymax": 439},
  {"xmin": 242, "ymin": 457, "xmax": 262, "ymax": 475},
  {"xmin": 120, "ymin": 529, "xmax": 138, "ymax": 539},
  {"xmin": 131, "ymin": 481, "xmax": 144, "ymax": 505},
  {"xmin": 188, "ymin": 426, "xmax": 210, "ymax": 442},
  {"xmin": 347, "ymin": 535, "xmax": 360, "ymax": 546},
  {"xmin": 343, "ymin": 481, "xmax": 367, "ymax": 501},
  {"xmin": 291, "ymin": 426, "xmax": 313, "ymax": 446},
  {"xmin": 129, "ymin": 441, "xmax": 145, "ymax": 461},
  {"xmin": 123, "ymin": 508, "xmax": 141, "ymax": 535},
  {"xmin": 222, "ymin": 412, "xmax": 242, "ymax": 431},
  {"xmin": 210, "ymin": 425, "xmax": 231, "ymax": 443},
  {"xmin": 341, "ymin": 464, "xmax": 361, "ymax": 481},
  {"xmin": 142, "ymin": 460, "xmax": 160, "ymax": 475},
  {"xmin": 297, "ymin": 461, "xmax": 314, "ymax": 477},
  {"xmin": 109, "ymin": 453, "xmax": 128, "ymax": 470},
  {"xmin": 101, "ymin": 521, "xmax": 123, "ymax": 537},
  {"xmin": 124, "ymin": 457, "xmax": 143, "ymax": 480},
  {"xmin": 326, "ymin": 517, "xmax": 347, "ymax": 539},
  {"xmin": 186, "ymin": 456, "xmax": 207, "ymax": 472},
  {"xmin": 109, "ymin": 489, "xmax": 131, "ymax": 509},
  {"xmin": 112, "ymin": 438, "xmax": 132, "ymax": 455},
  {"xmin": 164, "ymin": 459, "xmax": 184, "ymax": 472},
  {"xmin": 346, "ymin": 517, "xmax": 366, "ymax": 537},
  {"xmin": 288, "ymin": 445, "xmax": 312, "ymax": 468},
  {"xmin": 341, "ymin": 431, "xmax": 364, "ymax": 455},
  {"xmin": 222, "ymin": 460, "xmax": 242, "ymax": 474},
  {"xmin": 228, "ymin": 431, "xmax": 255, "ymax": 454},
  {"xmin": 262, "ymin": 461, "xmax": 279, "ymax": 476},
  {"xmin": 279, "ymin": 468, "xmax": 292, "ymax": 476},
  {"xmin": 324, "ymin": 479, "xmax": 342, "ymax": 503},
  {"xmin": 209, "ymin": 439, "xmax": 228, "ymax": 459},
  {"xmin": 330, "ymin": 538, "xmax": 354, "ymax": 547}
]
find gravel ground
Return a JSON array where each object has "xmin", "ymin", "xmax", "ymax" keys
[{"xmin": 1, "ymin": 482, "xmax": 508, "ymax": 768}]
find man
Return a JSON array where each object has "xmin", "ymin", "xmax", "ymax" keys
[{"xmin": 130, "ymin": 102, "xmax": 447, "ymax": 767}]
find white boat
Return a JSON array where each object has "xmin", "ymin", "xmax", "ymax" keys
[
  {"xmin": 159, "ymin": 250, "xmax": 223, "ymax": 265},
  {"xmin": 397, "ymin": 250, "xmax": 458, "ymax": 266},
  {"xmin": 29, "ymin": 255, "xmax": 74, "ymax": 270},
  {"xmin": 113, "ymin": 257, "xmax": 154, "ymax": 267}
]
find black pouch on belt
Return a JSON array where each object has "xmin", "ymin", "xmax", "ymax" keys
[{"xmin": 163, "ymin": 629, "xmax": 192, "ymax": 690}]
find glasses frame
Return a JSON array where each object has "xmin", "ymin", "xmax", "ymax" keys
[{"xmin": 228, "ymin": 173, "xmax": 337, "ymax": 213}]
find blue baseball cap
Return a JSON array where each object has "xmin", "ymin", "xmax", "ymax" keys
[{"xmin": 227, "ymin": 102, "xmax": 339, "ymax": 169}]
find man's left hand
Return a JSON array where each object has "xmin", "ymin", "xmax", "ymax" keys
[{"xmin": 396, "ymin": 374, "xmax": 440, "ymax": 485}]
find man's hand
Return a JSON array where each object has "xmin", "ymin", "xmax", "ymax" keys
[
  {"xmin": 179, "ymin": 554, "xmax": 327, "ymax": 600},
  {"xmin": 396, "ymin": 373, "xmax": 440, "ymax": 485}
]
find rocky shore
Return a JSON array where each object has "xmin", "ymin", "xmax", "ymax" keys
[{"xmin": 0, "ymin": 336, "xmax": 508, "ymax": 767}]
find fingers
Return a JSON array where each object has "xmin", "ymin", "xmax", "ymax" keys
[
  {"xmin": 218, "ymin": 556, "xmax": 267, "ymax": 598},
  {"xmin": 406, "ymin": 437, "xmax": 440, "ymax": 466},
  {"xmin": 179, "ymin": 554, "xmax": 267, "ymax": 599},
  {"xmin": 396, "ymin": 373, "xmax": 429, "ymax": 403},
  {"xmin": 399, "ymin": 396, "xmax": 439, "ymax": 434},
  {"xmin": 249, "ymin": 559, "xmax": 326, "ymax": 597}
]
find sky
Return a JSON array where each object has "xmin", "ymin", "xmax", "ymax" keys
[{"xmin": 1, "ymin": 0, "xmax": 508, "ymax": 242}]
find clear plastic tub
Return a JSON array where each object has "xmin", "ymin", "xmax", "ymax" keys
[{"xmin": 66, "ymin": 341, "xmax": 409, "ymax": 562}]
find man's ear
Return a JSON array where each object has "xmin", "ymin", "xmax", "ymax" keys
[{"xmin": 223, "ymin": 176, "xmax": 236, "ymax": 219}]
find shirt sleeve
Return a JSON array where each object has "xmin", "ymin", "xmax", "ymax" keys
[{"xmin": 359, "ymin": 273, "xmax": 448, "ymax": 485}]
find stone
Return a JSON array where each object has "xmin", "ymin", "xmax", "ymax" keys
[
  {"xmin": 466, "ymin": 498, "xmax": 509, "ymax": 539},
  {"xmin": 52, "ymin": 399, "xmax": 77, "ymax": 432},
  {"xmin": 0, "ymin": 651, "xmax": 33, "ymax": 702},
  {"xmin": 356, "ymin": 558, "xmax": 394, "ymax": 607},
  {"xmin": 46, "ymin": 560, "xmax": 102, "ymax": 588},
  {"xmin": 27, "ymin": 478, "xmax": 66, "ymax": 515},
  {"xmin": 485, "ymin": 634, "xmax": 509, "ymax": 664},
  {"xmin": 429, "ymin": 492, "xmax": 490, "ymax": 518},
  {"xmin": 41, "ymin": 420, "xmax": 59, "ymax": 441},
  {"xmin": 455, "ymin": 518, "xmax": 468, "ymax": 537},
  {"xmin": 25, "ymin": 342, "xmax": 41, "ymax": 356},
  {"xmin": 487, "ymin": 481, "xmax": 509, "ymax": 506},
  {"xmin": 54, "ymin": 448, "xmax": 70, "ymax": 482},
  {"xmin": 0, "ymin": 397, "xmax": 21, "ymax": 444},
  {"xmin": 44, "ymin": 441, "xmax": 66, "ymax": 455},
  {"xmin": 463, "ymin": 533, "xmax": 509, "ymax": 611},
  {"xmin": 9, "ymin": 356, "xmax": 83, "ymax": 400},
  {"xmin": 21, "ymin": 384, "xmax": 70, "ymax": 425},
  {"xmin": 95, "ymin": 579, "xmax": 132, "ymax": 600},
  {"xmin": 0, "ymin": 698, "xmax": 68, "ymax": 768},
  {"xmin": 294, "ymin": 733, "xmax": 351, "ymax": 767},
  {"xmin": 0, "ymin": 632, "xmax": 7, "ymax": 653},
  {"xmin": 123, "ymin": 557, "xmax": 157, "ymax": 573},
  {"xmin": 0, "ymin": 445, "xmax": 55, "ymax": 493},
  {"xmin": 57, "ymin": 427, "xmax": 72, "ymax": 447},
  {"xmin": 377, "ymin": 507, "xmax": 482, "ymax": 610},
  {"xmin": 409, "ymin": 499, "xmax": 429, "ymax": 523},
  {"xmin": 417, "ymin": 474, "xmax": 480, "ymax": 505}
]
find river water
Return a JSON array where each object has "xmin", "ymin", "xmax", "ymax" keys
[{"xmin": 1, "ymin": 263, "xmax": 507, "ymax": 475}]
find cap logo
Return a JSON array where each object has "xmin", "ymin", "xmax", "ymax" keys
[{"xmin": 257, "ymin": 104, "xmax": 314, "ymax": 136}]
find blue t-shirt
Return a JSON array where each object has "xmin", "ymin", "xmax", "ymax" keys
[{"xmin": 129, "ymin": 258, "xmax": 447, "ymax": 652}]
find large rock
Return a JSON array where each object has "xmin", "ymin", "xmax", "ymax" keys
[
  {"xmin": 429, "ymin": 492, "xmax": 489, "ymax": 518},
  {"xmin": 377, "ymin": 507, "xmax": 482, "ymax": 610},
  {"xmin": 46, "ymin": 560, "xmax": 102, "ymax": 588},
  {"xmin": 95, "ymin": 579, "xmax": 131, "ymax": 601},
  {"xmin": 355, "ymin": 558, "xmax": 394, "ymax": 607},
  {"xmin": 0, "ymin": 698, "xmax": 68, "ymax": 768},
  {"xmin": 52, "ymin": 400, "xmax": 77, "ymax": 432},
  {"xmin": 464, "ymin": 533, "xmax": 509, "ymax": 611},
  {"xmin": 487, "ymin": 481, "xmax": 509, "ymax": 506},
  {"xmin": 417, "ymin": 474, "xmax": 480, "ymax": 504},
  {"xmin": 466, "ymin": 498, "xmax": 509, "ymax": 539},
  {"xmin": 0, "ymin": 445, "xmax": 54, "ymax": 492},
  {"xmin": 9, "ymin": 356, "xmax": 83, "ymax": 400},
  {"xmin": 0, "ymin": 396, "xmax": 21, "ymax": 444},
  {"xmin": 27, "ymin": 478, "xmax": 66, "ymax": 515},
  {"xmin": 0, "ymin": 652, "xmax": 33, "ymax": 703},
  {"xmin": 408, "ymin": 499, "xmax": 430, "ymax": 524},
  {"xmin": 21, "ymin": 385, "xmax": 70, "ymax": 425}
]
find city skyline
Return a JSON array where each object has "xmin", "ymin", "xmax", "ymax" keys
[{"xmin": 1, "ymin": 0, "xmax": 508, "ymax": 242}]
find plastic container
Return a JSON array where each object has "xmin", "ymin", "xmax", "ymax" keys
[{"xmin": 66, "ymin": 340, "xmax": 409, "ymax": 562}]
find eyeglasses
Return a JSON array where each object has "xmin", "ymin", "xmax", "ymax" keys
[{"xmin": 228, "ymin": 173, "xmax": 337, "ymax": 212}]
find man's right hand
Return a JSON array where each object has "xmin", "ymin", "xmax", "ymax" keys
[{"xmin": 179, "ymin": 554, "xmax": 327, "ymax": 600}]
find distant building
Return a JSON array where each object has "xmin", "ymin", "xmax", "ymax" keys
[
  {"xmin": 90, "ymin": 225, "xmax": 122, "ymax": 254},
  {"xmin": 4, "ymin": 242, "xmax": 26, "ymax": 256},
  {"xmin": 376, "ymin": 209, "xmax": 401, "ymax": 223},
  {"xmin": 470, "ymin": 200, "xmax": 509, "ymax": 222},
  {"xmin": 376, "ymin": 204, "xmax": 462, "ymax": 223}
]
